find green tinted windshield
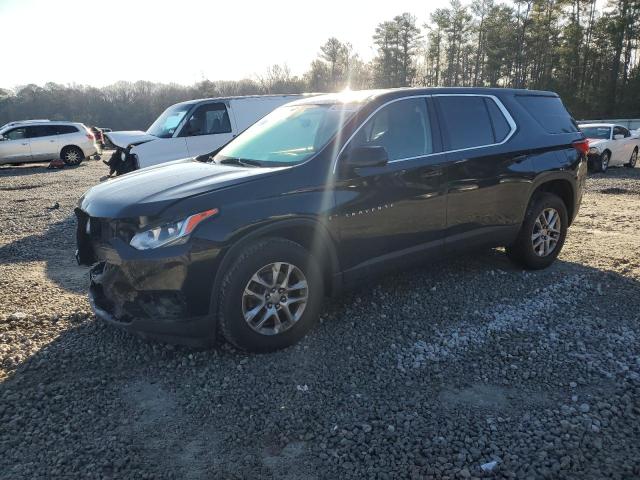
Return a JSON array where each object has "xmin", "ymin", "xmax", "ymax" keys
[{"xmin": 215, "ymin": 103, "xmax": 358, "ymax": 165}]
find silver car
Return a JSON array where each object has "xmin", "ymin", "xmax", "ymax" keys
[{"xmin": 0, "ymin": 120, "xmax": 98, "ymax": 166}]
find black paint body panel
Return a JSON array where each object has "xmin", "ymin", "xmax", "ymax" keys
[{"xmin": 76, "ymin": 87, "xmax": 587, "ymax": 345}]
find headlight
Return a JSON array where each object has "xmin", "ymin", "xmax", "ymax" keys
[
  {"xmin": 120, "ymin": 150, "xmax": 127, "ymax": 161},
  {"xmin": 129, "ymin": 208, "xmax": 219, "ymax": 250},
  {"xmin": 589, "ymin": 147, "xmax": 600, "ymax": 154}
]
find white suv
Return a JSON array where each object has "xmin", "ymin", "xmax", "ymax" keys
[{"xmin": 0, "ymin": 120, "xmax": 98, "ymax": 166}]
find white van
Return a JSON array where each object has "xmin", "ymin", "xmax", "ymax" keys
[{"xmin": 105, "ymin": 94, "xmax": 306, "ymax": 175}]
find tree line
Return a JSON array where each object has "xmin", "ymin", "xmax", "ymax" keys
[{"xmin": 1, "ymin": 0, "xmax": 638, "ymax": 131}]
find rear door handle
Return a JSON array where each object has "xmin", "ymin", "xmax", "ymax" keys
[
  {"xmin": 421, "ymin": 169, "xmax": 443, "ymax": 178},
  {"xmin": 513, "ymin": 154, "xmax": 528, "ymax": 164}
]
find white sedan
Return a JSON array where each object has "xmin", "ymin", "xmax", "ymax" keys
[{"xmin": 578, "ymin": 123, "xmax": 639, "ymax": 172}]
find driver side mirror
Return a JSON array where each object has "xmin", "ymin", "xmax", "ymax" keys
[
  {"xmin": 614, "ymin": 134, "xmax": 624, "ymax": 140},
  {"xmin": 0, "ymin": 135, "xmax": 5, "ymax": 141},
  {"xmin": 341, "ymin": 146, "xmax": 389, "ymax": 170}
]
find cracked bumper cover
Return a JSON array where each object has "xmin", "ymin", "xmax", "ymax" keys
[{"xmin": 83, "ymin": 234, "xmax": 220, "ymax": 347}]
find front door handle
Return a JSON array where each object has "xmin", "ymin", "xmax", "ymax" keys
[
  {"xmin": 21, "ymin": 143, "xmax": 28, "ymax": 146},
  {"xmin": 513, "ymin": 154, "xmax": 528, "ymax": 164}
]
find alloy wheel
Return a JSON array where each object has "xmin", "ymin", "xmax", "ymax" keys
[
  {"xmin": 532, "ymin": 208, "xmax": 561, "ymax": 257},
  {"xmin": 65, "ymin": 150, "xmax": 80, "ymax": 165},
  {"xmin": 601, "ymin": 153, "xmax": 609, "ymax": 172},
  {"xmin": 630, "ymin": 150, "xmax": 638, "ymax": 167},
  {"xmin": 242, "ymin": 262, "xmax": 309, "ymax": 336}
]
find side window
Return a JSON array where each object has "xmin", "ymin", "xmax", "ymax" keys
[
  {"xmin": 349, "ymin": 97, "xmax": 432, "ymax": 161},
  {"xmin": 436, "ymin": 96, "xmax": 495, "ymax": 150},
  {"xmin": 180, "ymin": 103, "xmax": 231, "ymax": 137},
  {"xmin": 613, "ymin": 126, "xmax": 624, "ymax": 138},
  {"xmin": 27, "ymin": 125, "xmax": 57, "ymax": 138},
  {"xmin": 484, "ymin": 98, "xmax": 511, "ymax": 143},
  {"xmin": 4, "ymin": 128, "xmax": 27, "ymax": 140},
  {"xmin": 622, "ymin": 127, "xmax": 631, "ymax": 138},
  {"xmin": 55, "ymin": 125, "xmax": 78, "ymax": 135}
]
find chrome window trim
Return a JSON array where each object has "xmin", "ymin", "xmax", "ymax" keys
[{"xmin": 332, "ymin": 93, "xmax": 517, "ymax": 173}]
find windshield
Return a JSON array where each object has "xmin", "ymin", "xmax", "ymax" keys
[
  {"xmin": 214, "ymin": 103, "xmax": 358, "ymax": 166},
  {"xmin": 147, "ymin": 103, "xmax": 193, "ymax": 138},
  {"xmin": 580, "ymin": 126, "xmax": 611, "ymax": 140}
]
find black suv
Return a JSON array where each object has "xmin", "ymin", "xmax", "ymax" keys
[{"xmin": 76, "ymin": 88, "xmax": 588, "ymax": 351}]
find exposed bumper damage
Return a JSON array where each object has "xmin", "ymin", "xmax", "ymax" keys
[{"xmin": 77, "ymin": 209, "xmax": 219, "ymax": 347}]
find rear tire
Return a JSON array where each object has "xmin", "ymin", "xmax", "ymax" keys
[
  {"xmin": 506, "ymin": 192, "xmax": 568, "ymax": 270},
  {"xmin": 626, "ymin": 148, "xmax": 638, "ymax": 168},
  {"xmin": 217, "ymin": 238, "xmax": 324, "ymax": 352},
  {"xmin": 61, "ymin": 146, "xmax": 84, "ymax": 166}
]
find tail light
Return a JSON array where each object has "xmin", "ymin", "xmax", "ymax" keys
[{"xmin": 572, "ymin": 139, "xmax": 589, "ymax": 155}]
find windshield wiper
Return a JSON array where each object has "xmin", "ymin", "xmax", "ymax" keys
[{"xmin": 217, "ymin": 157, "xmax": 262, "ymax": 168}]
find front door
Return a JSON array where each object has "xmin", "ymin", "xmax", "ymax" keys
[
  {"xmin": 26, "ymin": 125, "xmax": 59, "ymax": 161},
  {"xmin": 332, "ymin": 96, "xmax": 447, "ymax": 282},
  {"xmin": 0, "ymin": 127, "xmax": 31, "ymax": 163},
  {"xmin": 180, "ymin": 102, "xmax": 235, "ymax": 157}
]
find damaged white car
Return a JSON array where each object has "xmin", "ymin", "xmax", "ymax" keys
[
  {"xmin": 578, "ymin": 123, "xmax": 639, "ymax": 172},
  {"xmin": 104, "ymin": 94, "xmax": 306, "ymax": 175}
]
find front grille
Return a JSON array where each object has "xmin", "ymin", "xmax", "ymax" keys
[{"xmin": 76, "ymin": 210, "xmax": 138, "ymax": 245}]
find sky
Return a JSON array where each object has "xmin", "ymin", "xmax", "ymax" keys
[{"xmin": 0, "ymin": 0, "xmax": 446, "ymax": 88}]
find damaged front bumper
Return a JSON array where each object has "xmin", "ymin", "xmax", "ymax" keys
[{"xmin": 77, "ymin": 210, "xmax": 220, "ymax": 347}]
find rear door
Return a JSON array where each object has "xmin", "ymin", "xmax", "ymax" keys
[
  {"xmin": 0, "ymin": 127, "xmax": 31, "ymax": 163},
  {"xmin": 26, "ymin": 125, "xmax": 59, "ymax": 161},
  {"xmin": 333, "ymin": 96, "xmax": 447, "ymax": 281},
  {"xmin": 434, "ymin": 94, "xmax": 526, "ymax": 251},
  {"xmin": 180, "ymin": 102, "xmax": 235, "ymax": 157}
]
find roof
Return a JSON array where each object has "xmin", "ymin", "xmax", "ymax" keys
[
  {"xmin": 287, "ymin": 87, "xmax": 560, "ymax": 107},
  {"xmin": 578, "ymin": 123, "xmax": 616, "ymax": 128},
  {"xmin": 1, "ymin": 119, "xmax": 82, "ymax": 130},
  {"xmin": 172, "ymin": 93, "xmax": 313, "ymax": 107}
]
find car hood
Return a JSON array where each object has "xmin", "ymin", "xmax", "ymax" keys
[
  {"xmin": 105, "ymin": 130, "xmax": 156, "ymax": 148},
  {"xmin": 586, "ymin": 138, "xmax": 608, "ymax": 148},
  {"xmin": 80, "ymin": 158, "xmax": 284, "ymax": 218}
]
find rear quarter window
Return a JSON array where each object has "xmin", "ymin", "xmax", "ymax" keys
[{"xmin": 515, "ymin": 95, "xmax": 577, "ymax": 134}]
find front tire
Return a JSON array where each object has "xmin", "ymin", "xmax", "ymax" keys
[
  {"xmin": 61, "ymin": 146, "xmax": 84, "ymax": 166},
  {"xmin": 217, "ymin": 238, "xmax": 324, "ymax": 352},
  {"xmin": 596, "ymin": 151, "xmax": 610, "ymax": 173},
  {"xmin": 626, "ymin": 148, "xmax": 638, "ymax": 168},
  {"xmin": 506, "ymin": 192, "xmax": 568, "ymax": 270}
]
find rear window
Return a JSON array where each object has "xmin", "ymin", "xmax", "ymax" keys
[
  {"xmin": 516, "ymin": 95, "xmax": 577, "ymax": 134},
  {"xmin": 437, "ymin": 96, "xmax": 509, "ymax": 150},
  {"xmin": 55, "ymin": 125, "xmax": 78, "ymax": 134}
]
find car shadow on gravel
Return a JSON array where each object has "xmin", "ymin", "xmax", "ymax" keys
[
  {"xmin": 2, "ymin": 248, "xmax": 640, "ymax": 478},
  {"xmin": 0, "ymin": 162, "xmax": 92, "ymax": 178},
  {"xmin": 0, "ymin": 215, "xmax": 88, "ymax": 294}
]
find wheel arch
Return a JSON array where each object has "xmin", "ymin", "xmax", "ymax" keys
[
  {"xmin": 212, "ymin": 219, "xmax": 341, "ymax": 304},
  {"xmin": 59, "ymin": 144, "xmax": 85, "ymax": 158},
  {"xmin": 529, "ymin": 176, "xmax": 576, "ymax": 225}
]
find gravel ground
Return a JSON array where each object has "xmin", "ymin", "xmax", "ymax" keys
[{"xmin": 1, "ymin": 158, "xmax": 639, "ymax": 479}]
